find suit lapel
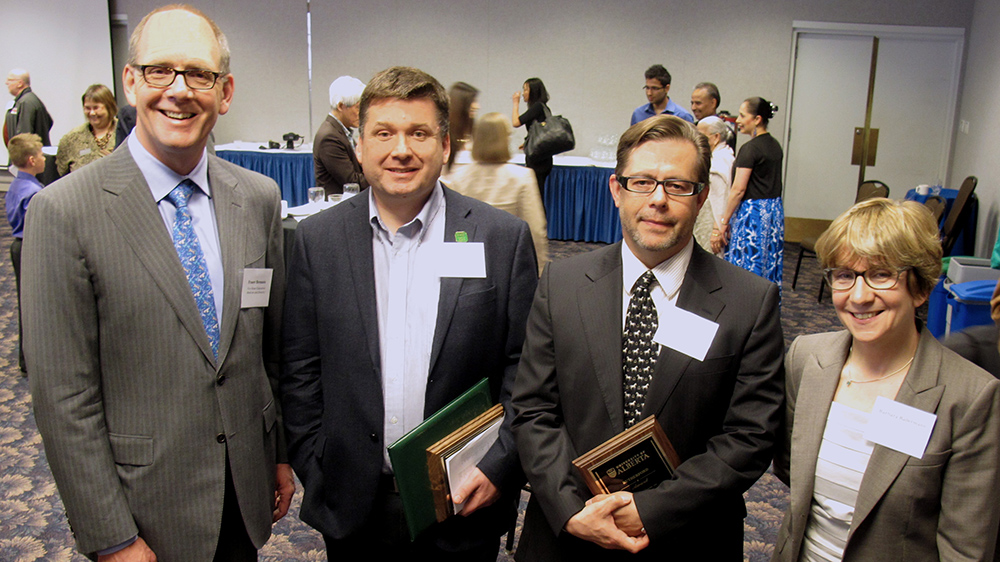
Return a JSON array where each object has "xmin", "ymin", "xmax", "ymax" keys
[
  {"xmin": 429, "ymin": 188, "xmax": 477, "ymax": 371},
  {"xmin": 210, "ymin": 160, "xmax": 243, "ymax": 368},
  {"xmin": 103, "ymin": 147, "xmax": 217, "ymax": 364},
  {"xmin": 343, "ymin": 193, "xmax": 382, "ymax": 374},
  {"xmin": 850, "ymin": 329, "xmax": 944, "ymax": 538},
  {"xmin": 579, "ymin": 243, "xmax": 626, "ymax": 431},
  {"xmin": 789, "ymin": 332, "xmax": 849, "ymax": 531},
  {"xmin": 643, "ymin": 246, "xmax": 725, "ymax": 420}
]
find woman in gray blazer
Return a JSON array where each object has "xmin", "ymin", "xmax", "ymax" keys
[{"xmin": 773, "ymin": 198, "xmax": 1000, "ymax": 561}]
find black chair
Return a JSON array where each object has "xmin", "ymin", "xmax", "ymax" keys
[
  {"xmin": 924, "ymin": 195, "xmax": 947, "ymax": 223},
  {"xmin": 792, "ymin": 180, "xmax": 889, "ymax": 301},
  {"xmin": 940, "ymin": 176, "xmax": 978, "ymax": 256}
]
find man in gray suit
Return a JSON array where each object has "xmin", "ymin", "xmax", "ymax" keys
[
  {"xmin": 23, "ymin": 6, "xmax": 293, "ymax": 561},
  {"xmin": 511, "ymin": 115, "xmax": 784, "ymax": 560},
  {"xmin": 281, "ymin": 66, "xmax": 537, "ymax": 559}
]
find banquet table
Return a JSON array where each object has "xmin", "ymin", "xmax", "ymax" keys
[{"xmin": 216, "ymin": 141, "xmax": 315, "ymax": 206}]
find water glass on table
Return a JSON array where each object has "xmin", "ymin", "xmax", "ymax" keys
[
  {"xmin": 343, "ymin": 183, "xmax": 360, "ymax": 199},
  {"xmin": 308, "ymin": 187, "xmax": 325, "ymax": 204}
]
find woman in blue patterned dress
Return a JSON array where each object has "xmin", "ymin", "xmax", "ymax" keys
[{"xmin": 714, "ymin": 96, "xmax": 784, "ymax": 286}]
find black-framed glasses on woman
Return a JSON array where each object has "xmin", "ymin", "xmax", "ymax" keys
[
  {"xmin": 823, "ymin": 267, "xmax": 910, "ymax": 291},
  {"xmin": 137, "ymin": 65, "xmax": 223, "ymax": 90},
  {"xmin": 617, "ymin": 176, "xmax": 705, "ymax": 197}
]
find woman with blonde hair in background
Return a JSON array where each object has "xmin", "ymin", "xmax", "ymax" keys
[
  {"xmin": 450, "ymin": 112, "xmax": 548, "ymax": 275},
  {"xmin": 56, "ymin": 84, "xmax": 118, "ymax": 175}
]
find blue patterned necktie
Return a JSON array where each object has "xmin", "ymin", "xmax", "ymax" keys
[
  {"xmin": 167, "ymin": 180, "xmax": 220, "ymax": 358},
  {"xmin": 623, "ymin": 270, "xmax": 659, "ymax": 427}
]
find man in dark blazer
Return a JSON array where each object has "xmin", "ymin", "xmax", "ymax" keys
[
  {"xmin": 511, "ymin": 115, "xmax": 784, "ymax": 560},
  {"xmin": 23, "ymin": 6, "xmax": 292, "ymax": 561},
  {"xmin": 282, "ymin": 66, "xmax": 537, "ymax": 559},
  {"xmin": 313, "ymin": 75, "xmax": 369, "ymax": 196}
]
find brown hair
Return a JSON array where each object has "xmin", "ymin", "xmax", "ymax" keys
[
  {"xmin": 815, "ymin": 197, "xmax": 942, "ymax": 298},
  {"xmin": 82, "ymin": 84, "xmax": 117, "ymax": 119},
  {"xmin": 8, "ymin": 133, "xmax": 42, "ymax": 168},
  {"xmin": 471, "ymin": 113, "xmax": 512, "ymax": 164},
  {"xmin": 359, "ymin": 66, "xmax": 449, "ymax": 137},
  {"xmin": 615, "ymin": 115, "xmax": 711, "ymax": 184},
  {"xmin": 447, "ymin": 82, "xmax": 478, "ymax": 170},
  {"xmin": 127, "ymin": 4, "xmax": 231, "ymax": 75}
]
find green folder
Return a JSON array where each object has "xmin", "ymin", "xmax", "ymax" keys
[{"xmin": 387, "ymin": 378, "xmax": 494, "ymax": 540}]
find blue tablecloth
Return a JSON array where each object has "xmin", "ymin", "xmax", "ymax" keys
[
  {"xmin": 544, "ymin": 165, "xmax": 621, "ymax": 244},
  {"xmin": 216, "ymin": 149, "xmax": 314, "ymax": 206},
  {"xmin": 904, "ymin": 187, "xmax": 978, "ymax": 256}
]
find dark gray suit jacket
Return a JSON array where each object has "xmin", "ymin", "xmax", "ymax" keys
[
  {"xmin": 280, "ymin": 185, "xmax": 537, "ymax": 547},
  {"xmin": 773, "ymin": 328, "xmax": 1000, "ymax": 561},
  {"xmin": 313, "ymin": 114, "xmax": 368, "ymax": 195},
  {"xmin": 512, "ymin": 242, "xmax": 784, "ymax": 560},
  {"xmin": 23, "ymin": 145, "xmax": 286, "ymax": 560}
]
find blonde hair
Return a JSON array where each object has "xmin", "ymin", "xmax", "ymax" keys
[
  {"xmin": 815, "ymin": 197, "xmax": 942, "ymax": 297},
  {"xmin": 471, "ymin": 113, "xmax": 512, "ymax": 164},
  {"xmin": 8, "ymin": 133, "xmax": 42, "ymax": 168}
]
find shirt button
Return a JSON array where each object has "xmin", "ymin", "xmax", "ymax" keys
[
  {"xmin": 369, "ymin": 433, "xmax": 378, "ymax": 442},
  {"xmin": 216, "ymin": 375, "xmax": 226, "ymax": 386},
  {"xmin": 390, "ymin": 416, "xmax": 398, "ymax": 424},
  {"xmin": 216, "ymin": 433, "xmax": 226, "ymax": 444}
]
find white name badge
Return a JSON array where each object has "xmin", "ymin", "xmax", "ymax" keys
[
  {"xmin": 432, "ymin": 242, "xmax": 486, "ymax": 278},
  {"xmin": 4, "ymin": 101, "xmax": 14, "ymax": 111},
  {"xmin": 864, "ymin": 396, "xmax": 937, "ymax": 458},
  {"xmin": 653, "ymin": 305, "xmax": 719, "ymax": 362},
  {"xmin": 79, "ymin": 148, "xmax": 92, "ymax": 156},
  {"xmin": 240, "ymin": 268, "xmax": 273, "ymax": 308}
]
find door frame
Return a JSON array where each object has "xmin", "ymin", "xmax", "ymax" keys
[{"xmin": 783, "ymin": 21, "xmax": 965, "ymax": 204}]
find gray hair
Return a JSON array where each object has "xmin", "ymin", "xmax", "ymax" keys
[
  {"xmin": 329, "ymin": 76, "xmax": 366, "ymax": 108},
  {"xmin": 698, "ymin": 115, "xmax": 733, "ymax": 145}
]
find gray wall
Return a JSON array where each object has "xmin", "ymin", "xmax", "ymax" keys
[
  {"xmin": 950, "ymin": 0, "xmax": 1000, "ymax": 257},
  {"xmin": 99, "ymin": 0, "xmax": 1000, "ymax": 255}
]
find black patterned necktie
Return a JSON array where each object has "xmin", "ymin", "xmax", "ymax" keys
[{"xmin": 623, "ymin": 270, "xmax": 659, "ymax": 427}]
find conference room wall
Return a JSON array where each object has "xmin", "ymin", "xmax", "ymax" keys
[
  {"xmin": 1, "ymin": 0, "xmax": 114, "ymax": 164},
  {"xmin": 950, "ymin": 0, "xmax": 1000, "ymax": 257},
  {"xmin": 109, "ymin": 0, "xmax": 971, "ymax": 157}
]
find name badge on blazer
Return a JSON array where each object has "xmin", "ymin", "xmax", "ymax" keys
[
  {"xmin": 864, "ymin": 396, "xmax": 937, "ymax": 458},
  {"xmin": 240, "ymin": 268, "xmax": 273, "ymax": 308},
  {"xmin": 431, "ymin": 242, "xmax": 486, "ymax": 278},
  {"xmin": 654, "ymin": 305, "xmax": 719, "ymax": 362}
]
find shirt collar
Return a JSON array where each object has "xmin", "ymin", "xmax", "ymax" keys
[
  {"xmin": 369, "ymin": 181, "xmax": 445, "ymax": 239},
  {"xmin": 621, "ymin": 237, "xmax": 694, "ymax": 301},
  {"xmin": 129, "ymin": 132, "xmax": 211, "ymax": 201}
]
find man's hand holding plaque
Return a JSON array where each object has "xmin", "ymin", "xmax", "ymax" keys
[{"xmin": 564, "ymin": 493, "xmax": 650, "ymax": 552}]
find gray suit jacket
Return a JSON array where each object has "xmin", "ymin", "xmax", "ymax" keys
[
  {"xmin": 281, "ymin": 185, "xmax": 537, "ymax": 547},
  {"xmin": 23, "ymin": 144, "xmax": 286, "ymax": 560},
  {"xmin": 773, "ymin": 328, "xmax": 1000, "ymax": 561},
  {"xmin": 313, "ymin": 114, "xmax": 368, "ymax": 195},
  {"xmin": 511, "ymin": 242, "xmax": 784, "ymax": 561}
]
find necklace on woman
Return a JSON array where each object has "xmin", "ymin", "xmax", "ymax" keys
[
  {"xmin": 94, "ymin": 129, "xmax": 112, "ymax": 151},
  {"xmin": 844, "ymin": 348, "xmax": 915, "ymax": 387}
]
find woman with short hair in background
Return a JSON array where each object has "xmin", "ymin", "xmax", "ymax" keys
[
  {"xmin": 56, "ymin": 84, "xmax": 117, "ymax": 175},
  {"xmin": 450, "ymin": 112, "xmax": 548, "ymax": 275}
]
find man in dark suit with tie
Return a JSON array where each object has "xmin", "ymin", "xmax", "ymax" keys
[
  {"xmin": 313, "ymin": 75, "xmax": 369, "ymax": 197},
  {"xmin": 281, "ymin": 66, "xmax": 537, "ymax": 560},
  {"xmin": 23, "ymin": 6, "xmax": 293, "ymax": 560},
  {"xmin": 511, "ymin": 115, "xmax": 784, "ymax": 560}
]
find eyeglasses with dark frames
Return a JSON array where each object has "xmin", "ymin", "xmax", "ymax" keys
[
  {"xmin": 137, "ymin": 65, "xmax": 223, "ymax": 90},
  {"xmin": 823, "ymin": 267, "xmax": 910, "ymax": 291},
  {"xmin": 617, "ymin": 176, "xmax": 705, "ymax": 197}
]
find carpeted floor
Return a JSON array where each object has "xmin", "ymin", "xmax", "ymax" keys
[{"xmin": 0, "ymin": 203, "xmax": 843, "ymax": 560}]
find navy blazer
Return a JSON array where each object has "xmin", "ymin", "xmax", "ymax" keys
[{"xmin": 280, "ymin": 185, "xmax": 537, "ymax": 546}]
